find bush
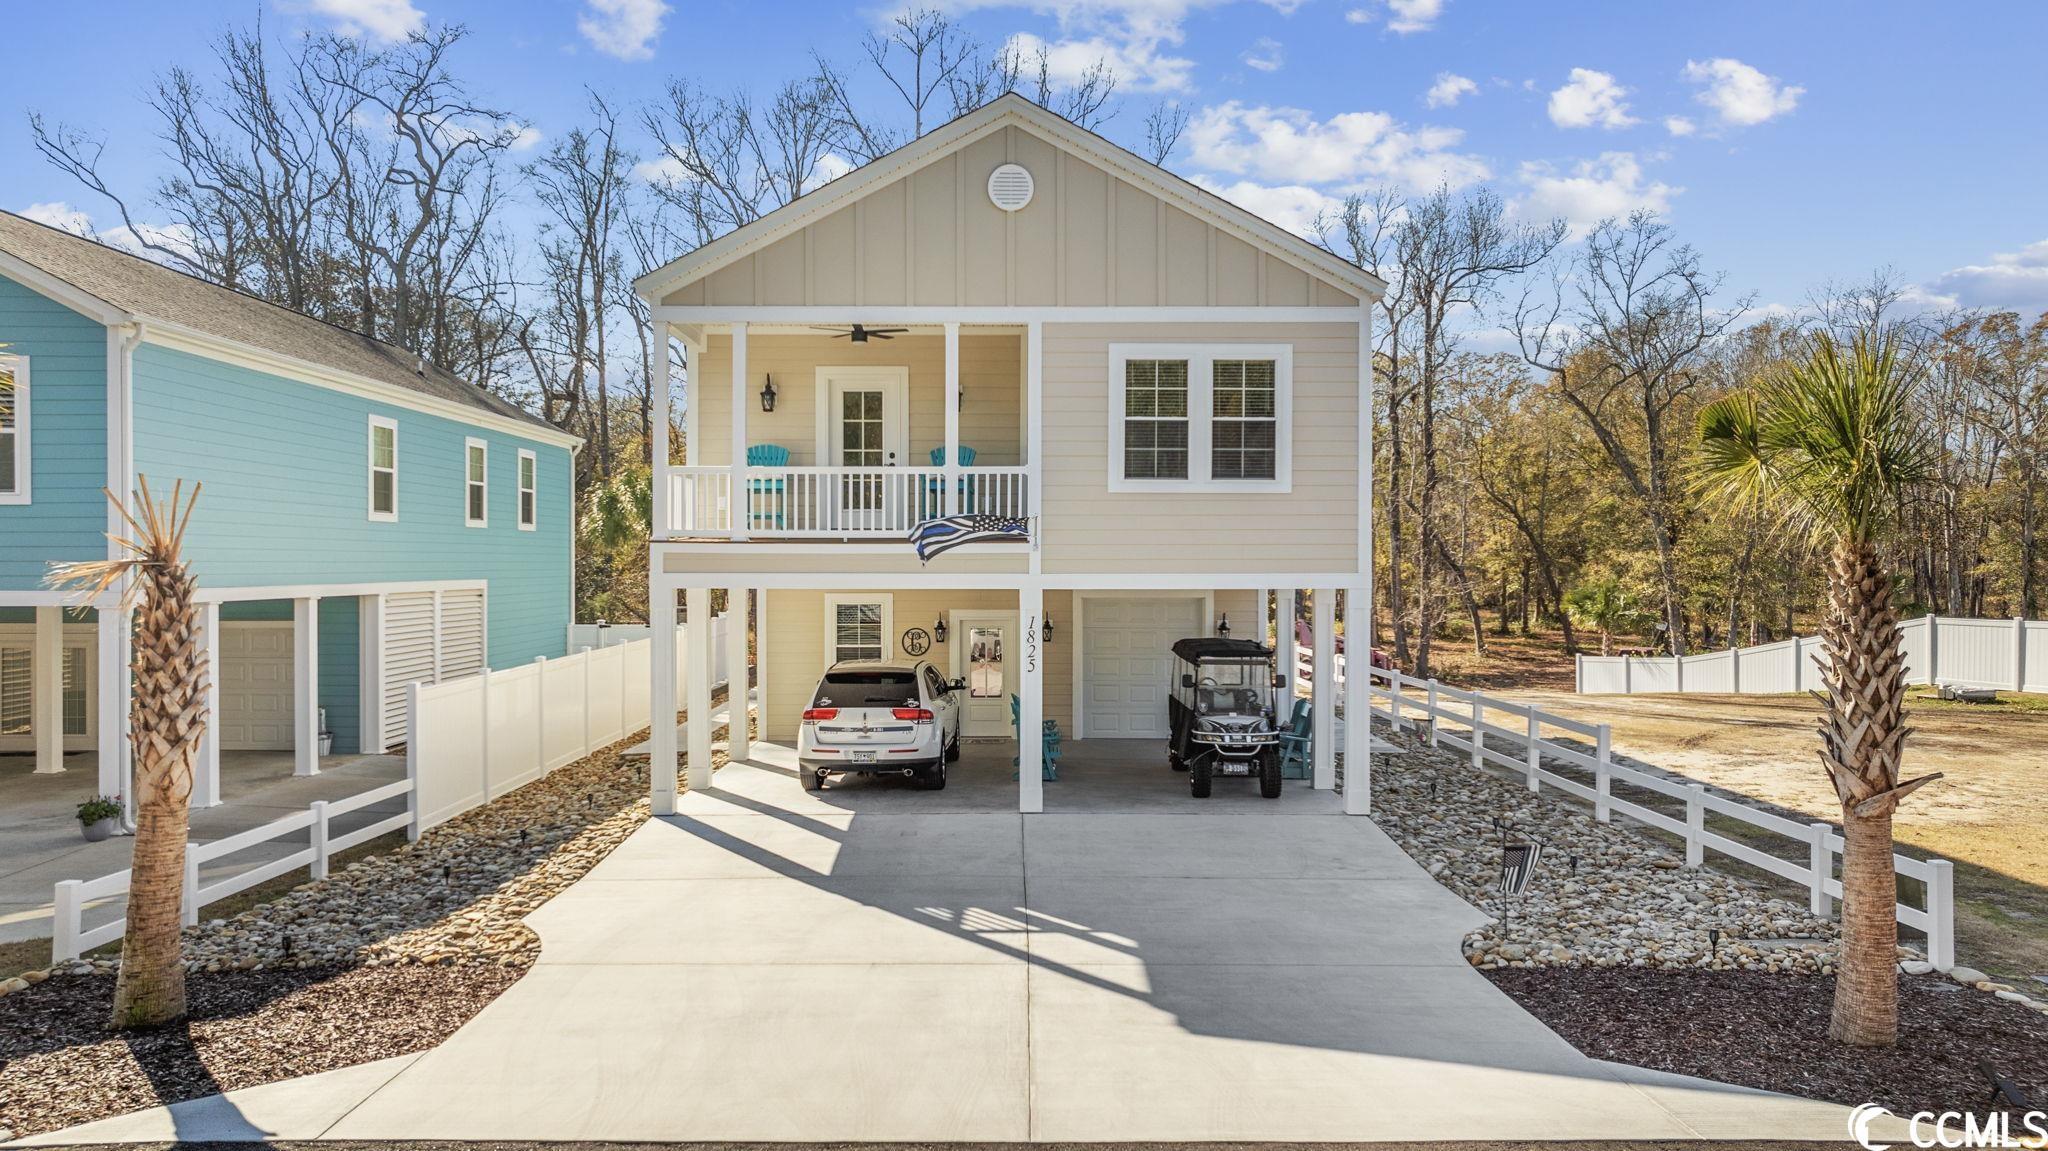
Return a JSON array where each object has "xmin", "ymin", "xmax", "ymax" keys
[{"xmin": 76, "ymin": 794, "xmax": 122, "ymax": 825}]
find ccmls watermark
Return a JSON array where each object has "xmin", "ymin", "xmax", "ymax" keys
[{"xmin": 1851, "ymin": 1102, "xmax": 2048, "ymax": 1150}]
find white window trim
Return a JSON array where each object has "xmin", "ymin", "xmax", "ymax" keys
[
  {"xmin": 366, "ymin": 414, "xmax": 398, "ymax": 522},
  {"xmin": 822, "ymin": 593, "xmax": 894, "ymax": 665},
  {"xmin": 464, "ymin": 437, "xmax": 488, "ymax": 528},
  {"xmin": 1107, "ymin": 342, "xmax": 1292, "ymax": 494},
  {"xmin": 0, "ymin": 353, "xmax": 28, "ymax": 505},
  {"xmin": 517, "ymin": 448, "xmax": 537, "ymax": 531}
]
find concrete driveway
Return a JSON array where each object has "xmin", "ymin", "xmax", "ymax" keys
[{"xmin": 24, "ymin": 740, "xmax": 1881, "ymax": 1144}]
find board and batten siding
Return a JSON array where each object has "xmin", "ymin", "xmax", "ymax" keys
[
  {"xmin": 0, "ymin": 274, "xmax": 109, "ymax": 589},
  {"xmin": 1040, "ymin": 322, "xmax": 1362, "ymax": 575},
  {"xmin": 128, "ymin": 342, "xmax": 574, "ymax": 670},
  {"xmin": 660, "ymin": 125, "xmax": 1360, "ymax": 311},
  {"xmin": 691, "ymin": 332, "xmax": 1023, "ymax": 466},
  {"xmin": 761, "ymin": 588, "xmax": 1075, "ymax": 744}
]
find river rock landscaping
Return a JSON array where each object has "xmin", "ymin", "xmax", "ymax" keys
[{"xmin": 0, "ymin": 704, "xmax": 736, "ymax": 1141}]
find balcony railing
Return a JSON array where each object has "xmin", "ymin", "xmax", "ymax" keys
[{"xmin": 663, "ymin": 465, "xmax": 1032, "ymax": 539}]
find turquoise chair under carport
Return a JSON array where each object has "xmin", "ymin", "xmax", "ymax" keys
[{"xmin": 1277, "ymin": 697, "xmax": 1314, "ymax": 780}]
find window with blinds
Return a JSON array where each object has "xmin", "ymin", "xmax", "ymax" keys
[
  {"xmin": 1212, "ymin": 359, "xmax": 1279, "ymax": 480},
  {"xmin": 1122, "ymin": 359, "xmax": 1190, "ymax": 480}
]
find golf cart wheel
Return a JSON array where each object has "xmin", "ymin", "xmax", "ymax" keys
[
  {"xmin": 1169, "ymin": 751, "xmax": 1187, "ymax": 772},
  {"xmin": 1259, "ymin": 749, "xmax": 1282, "ymax": 799},
  {"xmin": 802, "ymin": 769, "xmax": 825, "ymax": 792},
  {"xmin": 945, "ymin": 734, "xmax": 962, "ymax": 763},
  {"xmin": 1190, "ymin": 755, "xmax": 1213, "ymax": 798}
]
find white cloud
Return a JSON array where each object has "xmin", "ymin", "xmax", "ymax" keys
[
  {"xmin": 1424, "ymin": 72, "xmax": 1477, "ymax": 108},
  {"xmin": 1242, "ymin": 36, "xmax": 1284, "ymax": 72},
  {"xmin": 1663, "ymin": 115, "xmax": 1696, "ymax": 138},
  {"xmin": 21, "ymin": 200, "xmax": 197, "ymax": 263},
  {"xmin": 633, "ymin": 156, "xmax": 686, "ymax": 187},
  {"xmin": 1547, "ymin": 68, "xmax": 1637, "ymax": 130},
  {"xmin": 1344, "ymin": 7, "xmax": 1372, "ymax": 22},
  {"xmin": 299, "ymin": 0, "xmax": 424, "ymax": 43},
  {"xmin": 507, "ymin": 123, "xmax": 544, "ymax": 151},
  {"xmin": 1385, "ymin": 0, "xmax": 1444, "ymax": 32},
  {"xmin": 1005, "ymin": 29, "xmax": 1194, "ymax": 93},
  {"xmin": 1924, "ymin": 238, "xmax": 2048, "ymax": 316},
  {"xmin": 21, "ymin": 201, "xmax": 93, "ymax": 235},
  {"xmin": 1516, "ymin": 152, "xmax": 1678, "ymax": 236},
  {"xmin": 578, "ymin": 0, "xmax": 668, "ymax": 61},
  {"xmin": 1682, "ymin": 57, "xmax": 1802, "ymax": 127},
  {"xmin": 1186, "ymin": 100, "xmax": 1489, "ymax": 192},
  {"xmin": 1192, "ymin": 177, "xmax": 1342, "ymax": 237}
]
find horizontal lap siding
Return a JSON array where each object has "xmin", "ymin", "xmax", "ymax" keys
[
  {"xmin": 762, "ymin": 588, "xmax": 1074, "ymax": 744},
  {"xmin": 129, "ymin": 344, "xmax": 572, "ymax": 669},
  {"xmin": 0, "ymin": 276, "xmax": 107, "ymax": 589},
  {"xmin": 1040, "ymin": 322, "xmax": 1362, "ymax": 575},
  {"xmin": 693, "ymin": 333, "xmax": 1022, "ymax": 466}
]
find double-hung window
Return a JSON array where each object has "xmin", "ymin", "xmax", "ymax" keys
[
  {"xmin": 1109, "ymin": 344, "xmax": 1291, "ymax": 492},
  {"xmin": 367, "ymin": 415, "xmax": 398, "ymax": 521},
  {"xmin": 517, "ymin": 449, "xmax": 537, "ymax": 530},
  {"xmin": 1, "ymin": 354, "xmax": 28, "ymax": 504},
  {"xmin": 464, "ymin": 438, "xmax": 488, "ymax": 527},
  {"xmin": 824, "ymin": 594, "xmax": 893, "ymax": 665}
]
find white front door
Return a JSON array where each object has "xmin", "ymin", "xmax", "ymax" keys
[
  {"xmin": 951, "ymin": 611, "xmax": 1018, "ymax": 738},
  {"xmin": 220, "ymin": 622, "xmax": 295, "ymax": 751},
  {"xmin": 1082, "ymin": 597, "xmax": 1203, "ymax": 738},
  {"xmin": 820, "ymin": 369, "xmax": 909, "ymax": 527}
]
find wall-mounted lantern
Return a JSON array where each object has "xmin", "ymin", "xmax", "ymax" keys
[
  {"xmin": 1216, "ymin": 613, "xmax": 1231, "ymax": 637},
  {"xmin": 1042, "ymin": 614, "xmax": 1055, "ymax": 644},
  {"xmin": 759, "ymin": 375, "xmax": 778, "ymax": 412},
  {"xmin": 933, "ymin": 617, "xmax": 949, "ymax": 643}
]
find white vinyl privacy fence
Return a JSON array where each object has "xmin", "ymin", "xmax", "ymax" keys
[
  {"xmin": 1577, "ymin": 615, "xmax": 2048, "ymax": 695},
  {"xmin": 54, "ymin": 620, "xmax": 727, "ymax": 963},
  {"xmin": 1367, "ymin": 665, "xmax": 1955, "ymax": 970}
]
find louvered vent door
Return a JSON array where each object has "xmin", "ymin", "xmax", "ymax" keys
[
  {"xmin": 437, "ymin": 588, "xmax": 486, "ymax": 681},
  {"xmin": 380, "ymin": 592, "xmax": 438, "ymax": 750}
]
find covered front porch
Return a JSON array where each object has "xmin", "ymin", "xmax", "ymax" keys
[{"xmin": 660, "ymin": 322, "xmax": 1034, "ymax": 540}]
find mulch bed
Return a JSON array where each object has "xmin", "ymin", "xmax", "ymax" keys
[
  {"xmin": 1488, "ymin": 966, "xmax": 2048, "ymax": 1115},
  {"xmin": 0, "ymin": 964, "xmax": 522, "ymax": 1139}
]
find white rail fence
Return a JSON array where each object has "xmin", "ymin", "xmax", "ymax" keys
[
  {"xmin": 1578, "ymin": 615, "xmax": 2048, "ymax": 695},
  {"xmin": 1367, "ymin": 664, "xmax": 1956, "ymax": 970},
  {"xmin": 664, "ymin": 464, "xmax": 1033, "ymax": 538},
  {"xmin": 53, "ymin": 624, "xmax": 725, "ymax": 964}
]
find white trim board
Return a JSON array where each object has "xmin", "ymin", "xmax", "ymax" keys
[
  {"xmin": 654, "ymin": 306, "xmax": 1364, "ymax": 325},
  {"xmin": 195, "ymin": 579, "xmax": 486, "ymax": 604},
  {"xmin": 652, "ymin": 572, "xmax": 1363, "ymax": 592}
]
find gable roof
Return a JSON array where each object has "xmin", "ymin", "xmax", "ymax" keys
[
  {"xmin": 633, "ymin": 93, "xmax": 1385, "ymax": 305},
  {"xmin": 0, "ymin": 209, "xmax": 572, "ymax": 442}
]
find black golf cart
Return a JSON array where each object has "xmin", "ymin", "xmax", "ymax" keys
[{"xmin": 1166, "ymin": 637, "xmax": 1283, "ymax": 799}]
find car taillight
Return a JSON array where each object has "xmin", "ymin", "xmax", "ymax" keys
[
  {"xmin": 802, "ymin": 708, "xmax": 838, "ymax": 721},
  {"xmin": 892, "ymin": 707, "xmax": 935, "ymax": 721}
]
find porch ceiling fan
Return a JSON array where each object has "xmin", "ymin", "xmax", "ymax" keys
[{"xmin": 811, "ymin": 324, "xmax": 908, "ymax": 343}]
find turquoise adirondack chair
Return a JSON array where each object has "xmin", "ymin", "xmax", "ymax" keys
[
  {"xmin": 1277, "ymin": 697, "xmax": 1313, "ymax": 780},
  {"xmin": 1009, "ymin": 693, "xmax": 1060, "ymax": 780},
  {"xmin": 746, "ymin": 444, "xmax": 790, "ymax": 529},
  {"xmin": 924, "ymin": 445, "xmax": 978, "ymax": 518}
]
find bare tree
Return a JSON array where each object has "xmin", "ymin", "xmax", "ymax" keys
[
  {"xmin": 1142, "ymin": 101, "xmax": 1189, "ymax": 166},
  {"xmin": 1518, "ymin": 210, "xmax": 1746, "ymax": 655},
  {"xmin": 864, "ymin": 8, "xmax": 972, "ymax": 138}
]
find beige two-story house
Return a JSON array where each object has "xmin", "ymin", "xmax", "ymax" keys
[{"xmin": 634, "ymin": 94, "xmax": 1381, "ymax": 815}]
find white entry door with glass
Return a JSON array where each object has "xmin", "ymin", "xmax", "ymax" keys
[
  {"xmin": 950, "ymin": 611, "xmax": 1018, "ymax": 738},
  {"xmin": 818, "ymin": 368, "xmax": 908, "ymax": 532}
]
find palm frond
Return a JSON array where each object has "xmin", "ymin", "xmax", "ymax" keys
[{"xmin": 47, "ymin": 478, "xmax": 205, "ymax": 603}]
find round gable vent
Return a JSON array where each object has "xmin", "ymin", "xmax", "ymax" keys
[{"xmin": 987, "ymin": 163, "xmax": 1035, "ymax": 212}]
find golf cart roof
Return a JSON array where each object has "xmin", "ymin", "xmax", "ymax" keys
[{"xmin": 1171, "ymin": 637, "xmax": 1275, "ymax": 662}]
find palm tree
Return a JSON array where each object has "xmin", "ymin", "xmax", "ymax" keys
[
  {"xmin": 1563, "ymin": 576, "xmax": 1641, "ymax": 655},
  {"xmin": 1697, "ymin": 332, "xmax": 1937, "ymax": 1046},
  {"xmin": 50, "ymin": 478, "xmax": 207, "ymax": 1028}
]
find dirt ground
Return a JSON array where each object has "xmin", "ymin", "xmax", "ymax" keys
[{"xmin": 1502, "ymin": 685, "xmax": 2048, "ymax": 980}]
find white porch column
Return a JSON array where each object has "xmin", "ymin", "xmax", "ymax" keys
[
  {"xmin": 359, "ymin": 594, "xmax": 385, "ymax": 755},
  {"xmin": 649, "ymin": 585, "xmax": 679, "ymax": 815},
  {"xmin": 294, "ymin": 596, "xmax": 321, "ymax": 777},
  {"xmin": 729, "ymin": 321, "xmax": 749, "ymax": 539},
  {"xmin": 685, "ymin": 586, "xmax": 714, "ymax": 792},
  {"xmin": 943, "ymin": 321, "xmax": 961, "ymax": 515},
  {"xmin": 652, "ymin": 326, "xmax": 672, "ymax": 540},
  {"xmin": 1025, "ymin": 322, "xmax": 1043, "ymax": 574},
  {"xmin": 1311, "ymin": 589, "xmax": 1336, "ymax": 790},
  {"xmin": 193, "ymin": 602, "xmax": 221, "ymax": 807},
  {"xmin": 1342, "ymin": 586, "xmax": 1371, "ymax": 815},
  {"xmin": 96, "ymin": 601, "xmax": 130, "ymax": 805},
  {"xmin": 724, "ymin": 588, "xmax": 751, "ymax": 763},
  {"xmin": 1018, "ymin": 585, "xmax": 1044, "ymax": 813},
  {"xmin": 756, "ymin": 590, "xmax": 771, "ymax": 747},
  {"xmin": 32, "ymin": 606, "xmax": 64, "ymax": 774},
  {"xmin": 1279, "ymin": 589, "xmax": 1300, "ymax": 703}
]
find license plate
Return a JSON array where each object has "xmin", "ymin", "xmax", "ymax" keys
[{"xmin": 847, "ymin": 750, "xmax": 877, "ymax": 763}]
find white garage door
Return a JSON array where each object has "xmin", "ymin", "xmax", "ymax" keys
[
  {"xmin": 219, "ymin": 623, "xmax": 294, "ymax": 751},
  {"xmin": 1082, "ymin": 597, "xmax": 1202, "ymax": 738}
]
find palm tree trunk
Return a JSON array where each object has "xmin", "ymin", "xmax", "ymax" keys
[
  {"xmin": 113, "ymin": 757, "xmax": 190, "ymax": 1026},
  {"xmin": 1822, "ymin": 540, "xmax": 1909, "ymax": 1047}
]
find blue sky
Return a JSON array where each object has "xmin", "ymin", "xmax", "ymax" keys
[{"xmin": 5, "ymin": 0, "xmax": 2046, "ymax": 319}]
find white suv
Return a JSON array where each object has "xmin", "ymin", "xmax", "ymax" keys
[{"xmin": 798, "ymin": 661, "xmax": 963, "ymax": 791}]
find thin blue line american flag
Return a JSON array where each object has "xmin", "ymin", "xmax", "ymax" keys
[{"xmin": 908, "ymin": 515, "xmax": 1030, "ymax": 563}]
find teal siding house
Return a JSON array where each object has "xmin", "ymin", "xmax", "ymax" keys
[{"xmin": 0, "ymin": 210, "xmax": 581, "ymax": 805}]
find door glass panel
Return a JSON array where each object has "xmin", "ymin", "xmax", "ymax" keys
[
  {"xmin": 967, "ymin": 626, "xmax": 1004, "ymax": 698},
  {"xmin": 0, "ymin": 648, "xmax": 28, "ymax": 735},
  {"xmin": 63, "ymin": 647, "xmax": 87, "ymax": 736},
  {"xmin": 837, "ymin": 386, "xmax": 887, "ymax": 509}
]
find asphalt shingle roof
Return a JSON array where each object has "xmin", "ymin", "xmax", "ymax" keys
[{"xmin": 0, "ymin": 209, "xmax": 560, "ymax": 435}]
